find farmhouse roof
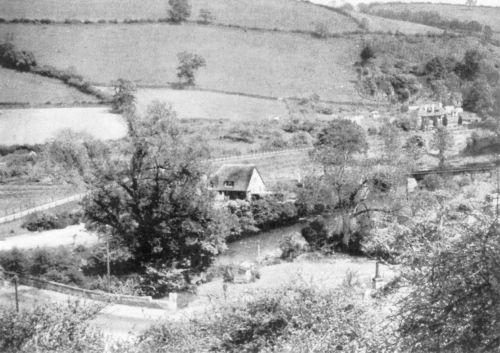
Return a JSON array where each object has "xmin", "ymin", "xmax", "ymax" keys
[{"xmin": 210, "ymin": 164, "xmax": 262, "ymax": 192}]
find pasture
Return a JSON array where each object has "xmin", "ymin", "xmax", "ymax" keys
[
  {"xmin": 0, "ymin": 107, "xmax": 127, "ymax": 145},
  {"xmin": 0, "ymin": 23, "xmax": 363, "ymax": 102},
  {"xmin": 370, "ymin": 2, "xmax": 500, "ymax": 32},
  {"xmin": 0, "ymin": 0, "xmax": 358, "ymax": 33},
  {"xmin": 0, "ymin": 184, "xmax": 77, "ymax": 217},
  {"xmin": 134, "ymin": 88, "xmax": 287, "ymax": 121},
  {"xmin": 350, "ymin": 11, "xmax": 443, "ymax": 34},
  {"xmin": 0, "ymin": 68, "xmax": 97, "ymax": 105}
]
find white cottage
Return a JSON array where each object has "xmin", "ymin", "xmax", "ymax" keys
[{"xmin": 209, "ymin": 165, "xmax": 266, "ymax": 201}]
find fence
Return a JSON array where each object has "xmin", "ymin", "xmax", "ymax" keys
[
  {"xmin": 0, "ymin": 269, "xmax": 166, "ymax": 309},
  {"xmin": 0, "ymin": 193, "xmax": 86, "ymax": 225}
]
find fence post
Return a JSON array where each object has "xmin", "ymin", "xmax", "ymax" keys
[{"xmin": 14, "ymin": 275, "xmax": 19, "ymax": 313}]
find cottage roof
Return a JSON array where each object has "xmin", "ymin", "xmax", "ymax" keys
[{"xmin": 210, "ymin": 164, "xmax": 262, "ymax": 192}]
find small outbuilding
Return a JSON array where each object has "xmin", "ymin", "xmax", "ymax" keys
[{"xmin": 209, "ymin": 164, "xmax": 266, "ymax": 201}]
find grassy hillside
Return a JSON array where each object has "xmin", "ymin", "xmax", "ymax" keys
[
  {"xmin": 350, "ymin": 11, "xmax": 443, "ymax": 34},
  {"xmin": 370, "ymin": 2, "xmax": 500, "ymax": 32},
  {"xmin": 0, "ymin": 68, "xmax": 97, "ymax": 105},
  {"xmin": 0, "ymin": 0, "xmax": 359, "ymax": 33},
  {"xmin": 134, "ymin": 88, "xmax": 288, "ymax": 121},
  {"xmin": 0, "ymin": 23, "xmax": 363, "ymax": 102}
]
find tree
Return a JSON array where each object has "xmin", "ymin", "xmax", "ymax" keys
[
  {"xmin": 379, "ymin": 121, "xmax": 401, "ymax": 161},
  {"xmin": 299, "ymin": 120, "xmax": 404, "ymax": 249},
  {"xmin": 360, "ymin": 45, "xmax": 376, "ymax": 63},
  {"xmin": 430, "ymin": 126, "xmax": 454, "ymax": 168},
  {"xmin": 398, "ymin": 216, "xmax": 500, "ymax": 352},
  {"xmin": 466, "ymin": 0, "xmax": 478, "ymax": 7},
  {"xmin": 84, "ymin": 101, "xmax": 227, "ymax": 272},
  {"xmin": 168, "ymin": 0, "xmax": 191, "ymax": 23},
  {"xmin": 463, "ymin": 77, "xmax": 494, "ymax": 117},
  {"xmin": 111, "ymin": 79, "xmax": 136, "ymax": 113},
  {"xmin": 483, "ymin": 25, "xmax": 493, "ymax": 42},
  {"xmin": 456, "ymin": 49, "xmax": 484, "ymax": 81},
  {"xmin": 176, "ymin": 51, "xmax": 206, "ymax": 86},
  {"xmin": 197, "ymin": 8, "xmax": 215, "ymax": 24}
]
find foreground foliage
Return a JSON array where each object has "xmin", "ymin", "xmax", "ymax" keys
[
  {"xmin": 0, "ymin": 301, "xmax": 104, "ymax": 353},
  {"xmin": 111, "ymin": 283, "xmax": 388, "ymax": 353}
]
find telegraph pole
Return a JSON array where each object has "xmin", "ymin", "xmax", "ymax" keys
[
  {"xmin": 496, "ymin": 154, "xmax": 500, "ymax": 220},
  {"xmin": 106, "ymin": 232, "xmax": 111, "ymax": 292}
]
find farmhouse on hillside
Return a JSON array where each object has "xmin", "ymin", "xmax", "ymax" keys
[
  {"xmin": 409, "ymin": 102, "xmax": 463, "ymax": 130},
  {"xmin": 209, "ymin": 164, "xmax": 266, "ymax": 201}
]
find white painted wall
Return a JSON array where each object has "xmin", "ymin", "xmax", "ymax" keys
[{"xmin": 247, "ymin": 169, "xmax": 266, "ymax": 195}]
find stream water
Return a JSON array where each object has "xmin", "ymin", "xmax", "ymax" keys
[{"xmin": 217, "ymin": 223, "xmax": 304, "ymax": 265}]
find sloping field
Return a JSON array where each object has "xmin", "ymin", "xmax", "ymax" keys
[
  {"xmin": 0, "ymin": 68, "xmax": 97, "ymax": 105},
  {"xmin": 0, "ymin": 24, "xmax": 363, "ymax": 102},
  {"xmin": 0, "ymin": 184, "xmax": 77, "ymax": 216},
  {"xmin": 350, "ymin": 11, "xmax": 443, "ymax": 34},
  {"xmin": 134, "ymin": 88, "xmax": 287, "ymax": 121},
  {"xmin": 0, "ymin": 107, "xmax": 127, "ymax": 145},
  {"xmin": 211, "ymin": 149, "xmax": 312, "ymax": 185},
  {"xmin": 0, "ymin": 0, "xmax": 358, "ymax": 33},
  {"xmin": 370, "ymin": 2, "xmax": 500, "ymax": 32}
]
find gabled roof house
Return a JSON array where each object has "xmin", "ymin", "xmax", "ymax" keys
[{"xmin": 209, "ymin": 165, "xmax": 266, "ymax": 201}]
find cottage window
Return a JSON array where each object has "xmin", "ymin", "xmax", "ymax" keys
[{"xmin": 224, "ymin": 181, "xmax": 234, "ymax": 188}]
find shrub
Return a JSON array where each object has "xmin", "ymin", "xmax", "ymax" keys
[
  {"xmin": 260, "ymin": 131, "xmax": 289, "ymax": 150},
  {"xmin": 279, "ymin": 233, "xmax": 308, "ymax": 260},
  {"xmin": 21, "ymin": 210, "xmax": 81, "ymax": 232},
  {"xmin": 312, "ymin": 22, "xmax": 329, "ymax": 39},
  {"xmin": 197, "ymin": 8, "xmax": 215, "ymax": 24},
  {"xmin": 0, "ymin": 248, "xmax": 30, "ymax": 275},
  {"xmin": 0, "ymin": 42, "xmax": 37, "ymax": 71},
  {"xmin": 301, "ymin": 216, "xmax": 331, "ymax": 249},
  {"xmin": 137, "ymin": 266, "xmax": 194, "ymax": 298},
  {"xmin": 82, "ymin": 245, "xmax": 137, "ymax": 276},
  {"xmin": 251, "ymin": 198, "xmax": 298, "ymax": 230},
  {"xmin": 0, "ymin": 302, "xmax": 104, "ymax": 353},
  {"xmin": 0, "ymin": 247, "xmax": 85, "ymax": 285},
  {"xmin": 360, "ymin": 45, "xmax": 376, "ymax": 62},
  {"xmin": 125, "ymin": 284, "xmax": 380, "ymax": 353},
  {"xmin": 421, "ymin": 173, "xmax": 444, "ymax": 191},
  {"xmin": 289, "ymin": 131, "xmax": 313, "ymax": 147}
]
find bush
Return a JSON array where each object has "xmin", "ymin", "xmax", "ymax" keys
[
  {"xmin": 312, "ymin": 22, "xmax": 329, "ymax": 39},
  {"xmin": 301, "ymin": 216, "xmax": 332, "ymax": 249},
  {"xmin": 0, "ymin": 248, "xmax": 30, "ymax": 275},
  {"xmin": 360, "ymin": 45, "xmax": 376, "ymax": 62},
  {"xmin": 124, "ymin": 284, "xmax": 380, "ymax": 353},
  {"xmin": 251, "ymin": 198, "xmax": 298, "ymax": 230},
  {"xmin": 0, "ymin": 42, "xmax": 37, "ymax": 71},
  {"xmin": 137, "ymin": 266, "xmax": 194, "ymax": 298},
  {"xmin": 21, "ymin": 210, "xmax": 81, "ymax": 232},
  {"xmin": 82, "ymin": 245, "xmax": 137, "ymax": 276},
  {"xmin": 279, "ymin": 233, "xmax": 308, "ymax": 260},
  {"xmin": 421, "ymin": 173, "xmax": 445, "ymax": 191},
  {"xmin": 0, "ymin": 247, "xmax": 85, "ymax": 285},
  {"xmin": 288, "ymin": 131, "xmax": 313, "ymax": 147},
  {"xmin": 0, "ymin": 302, "xmax": 104, "ymax": 353}
]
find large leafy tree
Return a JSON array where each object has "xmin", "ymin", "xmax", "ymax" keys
[
  {"xmin": 299, "ymin": 119, "xmax": 405, "ymax": 248},
  {"xmin": 84, "ymin": 102, "xmax": 227, "ymax": 272}
]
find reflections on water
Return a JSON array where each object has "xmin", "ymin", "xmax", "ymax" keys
[{"xmin": 217, "ymin": 223, "xmax": 303, "ymax": 265}]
